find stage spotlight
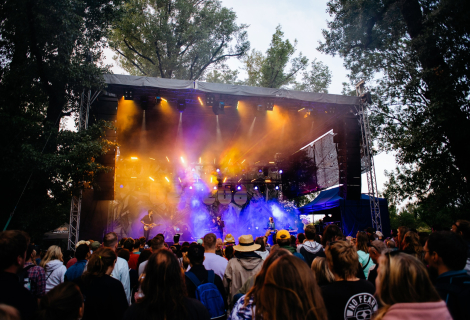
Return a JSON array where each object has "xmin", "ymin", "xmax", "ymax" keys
[
  {"xmin": 189, "ymin": 186, "xmax": 193, "ymax": 190},
  {"xmin": 177, "ymin": 98, "xmax": 186, "ymax": 112},
  {"xmin": 266, "ymin": 101, "xmax": 274, "ymax": 111},
  {"xmin": 237, "ymin": 185, "xmax": 242, "ymax": 191},
  {"xmin": 275, "ymin": 186, "xmax": 279, "ymax": 190},
  {"xmin": 258, "ymin": 169, "xmax": 263, "ymax": 173},
  {"xmin": 279, "ymin": 169, "xmax": 283, "ymax": 174},
  {"xmin": 216, "ymin": 169, "xmax": 220, "ymax": 173},
  {"xmin": 206, "ymin": 94, "xmax": 215, "ymax": 106},
  {"xmin": 124, "ymin": 89, "xmax": 133, "ymax": 100},
  {"xmin": 254, "ymin": 186, "xmax": 259, "ymax": 190},
  {"xmin": 213, "ymin": 186, "xmax": 217, "ymax": 190}
]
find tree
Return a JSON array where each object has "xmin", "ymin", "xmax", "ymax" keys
[
  {"xmin": 203, "ymin": 64, "xmax": 240, "ymax": 84},
  {"xmin": 242, "ymin": 25, "xmax": 308, "ymax": 89},
  {"xmin": 0, "ymin": 0, "xmax": 122, "ymax": 239},
  {"xmin": 109, "ymin": 0, "xmax": 250, "ymax": 80},
  {"xmin": 293, "ymin": 59, "xmax": 332, "ymax": 93},
  {"xmin": 318, "ymin": 0, "xmax": 470, "ymax": 220}
]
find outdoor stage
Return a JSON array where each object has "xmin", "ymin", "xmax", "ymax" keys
[{"xmin": 76, "ymin": 74, "xmax": 387, "ymax": 243}]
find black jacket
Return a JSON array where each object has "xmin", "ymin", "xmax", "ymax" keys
[{"xmin": 434, "ymin": 270, "xmax": 470, "ymax": 320}]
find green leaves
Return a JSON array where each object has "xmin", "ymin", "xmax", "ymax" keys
[{"xmin": 109, "ymin": 0, "xmax": 250, "ymax": 80}]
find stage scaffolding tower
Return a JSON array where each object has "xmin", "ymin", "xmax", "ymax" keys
[
  {"xmin": 355, "ymin": 80, "xmax": 382, "ymax": 232},
  {"xmin": 67, "ymin": 89, "xmax": 100, "ymax": 250}
]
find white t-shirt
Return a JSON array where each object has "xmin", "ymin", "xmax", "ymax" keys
[{"xmin": 202, "ymin": 252, "xmax": 228, "ymax": 280}]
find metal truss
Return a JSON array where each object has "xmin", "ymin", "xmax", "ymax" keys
[
  {"xmin": 68, "ymin": 89, "xmax": 101, "ymax": 250},
  {"xmin": 356, "ymin": 81, "xmax": 382, "ymax": 232}
]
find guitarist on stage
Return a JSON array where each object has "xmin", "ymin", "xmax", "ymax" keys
[{"xmin": 141, "ymin": 210, "xmax": 156, "ymax": 239}]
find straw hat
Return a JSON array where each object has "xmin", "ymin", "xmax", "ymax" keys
[
  {"xmin": 224, "ymin": 234, "xmax": 235, "ymax": 244},
  {"xmin": 233, "ymin": 235, "xmax": 261, "ymax": 252}
]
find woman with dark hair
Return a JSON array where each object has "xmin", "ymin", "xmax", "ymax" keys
[
  {"xmin": 397, "ymin": 226, "xmax": 409, "ymax": 250},
  {"xmin": 38, "ymin": 282, "xmax": 83, "ymax": 320},
  {"xmin": 374, "ymin": 252, "xmax": 451, "ymax": 320},
  {"xmin": 322, "ymin": 224, "xmax": 343, "ymax": 248},
  {"xmin": 78, "ymin": 248, "xmax": 128, "ymax": 320},
  {"xmin": 123, "ymin": 249, "xmax": 210, "ymax": 320},
  {"xmin": 255, "ymin": 255, "xmax": 328, "ymax": 320},
  {"xmin": 224, "ymin": 245, "xmax": 234, "ymax": 261},
  {"xmin": 229, "ymin": 249, "xmax": 292, "ymax": 320},
  {"xmin": 402, "ymin": 231, "xmax": 424, "ymax": 262},
  {"xmin": 254, "ymin": 237, "xmax": 268, "ymax": 260},
  {"xmin": 356, "ymin": 231, "xmax": 374, "ymax": 279}
]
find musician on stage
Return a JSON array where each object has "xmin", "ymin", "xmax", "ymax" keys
[
  {"xmin": 140, "ymin": 210, "xmax": 156, "ymax": 239},
  {"xmin": 267, "ymin": 217, "xmax": 275, "ymax": 230}
]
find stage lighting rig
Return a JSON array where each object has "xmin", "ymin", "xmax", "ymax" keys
[
  {"xmin": 206, "ymin": 94, "xmax": 215, "ymax": 106},
  {"xmin": 124, "ymin": 90, "xmax": 133, "ymax": 100},
  {"xmin": 212, "ymin": 101, "xmax": 225, "ymax": 115},
  {"xmin": 177, "ymin": 98, "xmax": 186, "ymax": 112},
  {"xmin": 266, "ymin": 101, "xmax": 274, "ymax": 111}
]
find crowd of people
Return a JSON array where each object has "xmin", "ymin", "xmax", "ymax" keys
[{"xmin": 1, "ymin": 220, "xmax": 470, "ymax": 320}]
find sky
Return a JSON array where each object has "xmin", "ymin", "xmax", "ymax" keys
[{"xmin": 100, "ymin": 0, "xmax": 398, "ymax": 197}]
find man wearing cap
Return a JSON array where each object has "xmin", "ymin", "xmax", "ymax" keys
[
  {"xmin": 367, "ymin": 239, "xmax": 387, "ymax": 286},
  {"xmin": 276, "ymin": 230, "xmax": 306, "ymax": 262},
  {"xmin": 223, "ymin": 235, "xmax": 263, "ymax": 306}
]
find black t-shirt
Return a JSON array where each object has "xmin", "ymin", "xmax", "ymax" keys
[
  {"xmin": 321, "ymin": 280, "xmax": 378, "ymax": 320},
  {"xmin": 141, "ymin": 214, "xmax": 153, "ymax": 225},
  {"xmin": 0, "ymin": 271, "xmax": 37, "ymax": 320},
  {"xmin": 123, "ymin": 297, "xmax": 210, "ymax": 320},
  {"xmin": 78, "ymin": 274, "xmax": 128, "ymax": 320}
]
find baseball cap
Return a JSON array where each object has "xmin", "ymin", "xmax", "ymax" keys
[{"xmin": 276, "ymin": 230, "xmax": 290, "ymax": 240}]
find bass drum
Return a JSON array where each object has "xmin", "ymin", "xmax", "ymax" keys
[{"xmin": 233, "ymin": 185, "xmax": 248, "ymax": 206}]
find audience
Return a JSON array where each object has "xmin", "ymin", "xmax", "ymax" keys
[
  {"xmin": 425, "ymin": 231, "xmax": 470, "ymax": 319},
  {"xmin": 230, "ymin": 249, "xmax": 291, "ymax": 320},
  {"xmin": 321, "ymin": 240, "xmax": 378, "ymax": 320},
  {"xmin": 37, "ymin": 282, "xmax": 83, "ymax": 320},
  {"xmin": 254, "ymin": 236, "xmax": 269, "ymax": 260},
  {"xmin": 454, "ymin": 220, "xmax": 470, "ymax": 273},
  {"xmin": 276, "ymin": 230, "xmax": 306, "ymax": 261},
  {"xmin": 40, "ymin": 245, "xmax": 66, "ymax": 293},
  {"xmin": 255, "ymin": 255, "xmax": 328, "ymax": 320},
  {"xmin": 322, "ymin": 224, "xmax": 343, "ymax": 247},
  {"xmin": 65, "ymin": 243, "xmax": 90, "ymax": 282},
  {"xmin": 138, "ymin": 235, "xmax": 164, "ymax": 276},
  {"xmin": 0, "ymin": 230, "xmax": 37, "ymax": 320},
  {"xmin": 374, "ymin": 252, "xmax": 452, "ymax": 320},
  {"xmin": 224, "ymin": 245, "xmax": 234, "ymax": 261},
  {"xmin": 103, "ymin": 232, "xmax": 131, "ymax": 304},
  {"xmin": 23, "ymin": 244, "xmax": 46, "ymax": 298},
  {"xmin": 397, "ymin": 226, "xmax": 409, "ymax": 250},
  {"xmin": 356, "ymin": 231, "xmax": 374, "ymax": 279},
  {"xmin": 201, "ymin": 233, "xmax": 228, "ymax": 279},
  {"xmin": 402, "ymin": 231, "xmax": 424, "ymax": 261},
  {"xmin": 123, "ymin": 250, "xmax": 210, "ymax": 320},
  {"xmin": 78, "ymin": 248, "xmax": 128, "ymax": 320},
  {"xmin": 297, "ymin": 224, "xmax": 325, "ymax": 266},
  {"xmin": 224, "ymin": 235, "xmax": 263, "ymax": 306},
  {"xmin": 366, "ymin": 239, "xmax": 387, "ymax": 286},
  {"xmin": 311, "ymin": 257, "xmax": 335, "ymax": 286}
]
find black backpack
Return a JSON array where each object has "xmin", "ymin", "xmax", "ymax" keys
[{"xmin": 18, "ymin": 265, "xmax": 35, "ymax": 290}]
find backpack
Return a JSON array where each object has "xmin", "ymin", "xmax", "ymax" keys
[
  {"xmin": 18, "ymin": 265, "xmax": 35, "ymax": 290},
  {"xmin": 185, "ymin": 270, "xmax": 225, "ymax": 319}
]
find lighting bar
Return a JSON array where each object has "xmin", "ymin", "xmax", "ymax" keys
[
  {"xmin": 166, "ymin": 156, "xmax": 170, "ymax": 162},
  {"xmin": 198, "ymin": 97, "xmax": 203, "ymax": 106},
  {"xmin": 223, "ymin": 177, "xmax": 227, "ymax": 183},
  {"xmin": 180, "ymin": 157, "xmax": 185, "ymax": 164},
  {"xmin": 165, "ymin": 177, "xmax": 170, "ymax": 182},
  {"xmin": 131, "ymin": 157, "xmax": 138, "ymax": 160},
  {"xmin": 149, "ymin": 177, "xmax": 154, "ymax": 181},
  {"xmin": 241, "ymin": 159, "xmax": 246, "ymax": 164},
  {"xmin": 149, "ymin": 157, "xmax": 155, "ymax": 160},
  {"xmin": 298, "ymin": 108, "xmax": 305, "ymax": 112}
]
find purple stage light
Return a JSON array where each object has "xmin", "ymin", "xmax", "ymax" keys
[
  {"xmin": 275, "ymin": 186, "xmax": 279, "ymax": 190},
  {"xmin": 120, "ymin": 184, "xmax": 123, "ymax": 188},
  {"xmin": 254, "ymin": 186, "xmax": 258, "ymax": 190},
  {"xmin": 237, "ymin": 185, "xmax": 241, "ymax": 190},
  {"xmin": 279, "ymin": 169, "xmax": 283, "ymax": 174},
  {"xmin": 189, "ymin": 186, "xmax": 193, "ymax": 190},
  {"xmin": 216, "ymin": 169, "xmax": 220, "ymax": 172}
]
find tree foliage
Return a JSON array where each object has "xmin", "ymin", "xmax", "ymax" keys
[
  {"xmin": 293, "ymin": 59, "xmax": 332, "ymax": 93},
  {"xmin": 319, "ymin": 0, "xmax": 470, "ymax": 220},
  {"xmin": 0, "ymin": 0, "xmax": 122, "ymax": 239},
  {"xmin": 109, "ymin": 0, "xmax": 249, "ymax": 80}
]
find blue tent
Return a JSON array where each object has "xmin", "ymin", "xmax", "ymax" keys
[{"xmin": 299, "ymin": 187, "xmax": 390, "ymax": 237}]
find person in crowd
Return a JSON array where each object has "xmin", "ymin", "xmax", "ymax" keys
[
  {"xmin": 40, "ymin": 245, "xmax": 67, "ymax": 293},
  {"xmin": 117, "ymin": 248, "xmax": 139, "ymax": 303},
  {"xmin": 119, "ymin": 238, "xmax": 127, "ymax": 249},
  {"xmin": 216, "ymin": 238, "xmax": 224, "ymax": 257},
  {"xmin": 23, "ymin": 244, "xmax": 46, "ymax": 298},
  {"xmin": 123, "ymin": 250, "xmax": 210, "ymax": 320},
  {"xmin": 124, "ymin": 238, "xmax": 140, "ymax": 270},
  {"xmin": 367, "ymin": 240, "xmax": 387, "ymax": 286},
  {"xmin": 386, "ymin": 239, "xmax": 396, "ymax": 249},
  {"xmin": 138, "ymin": 235, "xmax": 165, "ymax": 276},
  {"xmin": 254, "ymin": 237, "xmax": 269, "ymax": 260},
  {"xmin": 276, "ymin": 230, "xmax": 305, "ymax": 261},
  {"xmin": 311, "ymin": 257, "xmax": 335, "ymax": 287},
  {"xmin": 137, "ymin": 249, "xmax": 152, "ymax": 272},
  {"xmin": 0, "ymin": 230, "xmax": 37, "ymax": 320},
  {"xmin": 224, "ymin": 235, "xmax": 263, "ymax": 306},
  {"xmin": 374, "ymin": 252, "xmax": 452, "ymax": 320},
  {"xmin": 376, "ymin": 231, "xmax": 384, "ymax": 240},
  {"xmin": 66, "ymin": 240, "xmax": 90, "ymax": 269},
  {"xmin": 180, "ymin": 246, "xmax": 190, "ymax": 269},
  {"xmin": 138, "ymin": 237, "xmax": 146, "ymax": 252},
  {"xmin": 34, "ymin": 247, "xmax": 43, "ymax": 266},
  {"xmin": 224, "ymin": 234, "xmax": 236, "ymax": 246},
  {"xmin": 321, "ymin": 240, "xmax": 378, "ymax": 320},
  {"xmin": 402, "ymin": 231, "xmax": 424, "ymax": 261},
  {"xmin": 424, "ymin": 231, "xmax": 470, "ymax": 319},
  {"xmin": 201, "ymin": 233, "xmax": 228, "ymax": 279},
  {"xmin": 297, "ymin": 224, "xmax": 325, "ymax": 266},
  {"xmin": 185, "ymin": 245, "xmax": 227, "ymax": 311},
  {"xmin": 365, "ymin": 227, "xmax": 377, "ymax": 242},
  {"xmin": 62, "ymin": 250, "xmax": 74, "ymax": 267},
  {"xmin": 224, "ymin": 245, "xmax": 234, "ymax": 261},
  {"xmin": 454, "ymin": 220, "xmax": 470, "ymax": 273},
  {"xmin": 0, "ymin": 304, "xmax": 21, "ymax": 320},
  {"xmin": 229, "ymin": 249, "xmax": 291, "ymax": 320},
  {"xmin": 297, "ymin": 232, "xmax": 306, "ymax": 246},
  {"xmin": 37, "ymin": 282, "xmax": 84, "ymax": 320},
  {"xmin": 322, "ymin": 224, "xmax": 343, "ymax": 247},
  {"xmin": 290, "ymin": 235, "xmax": 297, "ymax": 248},
  {"xmin": 64, "ymin": 244, "xmax": 90, "ymax": 282},
  {"xmin": 255, "ymin": 255, "xmax": 328, "ymax": 320},
  {"xmin": 103, "ymin": 232, "xmax": 131, "ymax": 304},
  {"xmin": 356, "ymin": 231, "xmax": 374, "ymax": 279},
  {"xmin": 90, "ymin": 241, "xmax": 100, "ymax": 253},
  {"xmin": 397, "ymin": 226, "xmax": 409, "ymax": 250},
  {"xmin": 78, "ymin": 248, "xmax": 128, "ymax": 320}
]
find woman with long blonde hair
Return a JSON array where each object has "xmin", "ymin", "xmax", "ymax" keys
[
  {"xmin": 40, "ymin": 245, "xmax": 66, "ymax": 293},
  {"xmin": 311, "ymin": 257, "xmax": 334, "ymax": 286},
  {"xmin": 374, "ymin": 252, "xmax": 451, "ymax": 320}
]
